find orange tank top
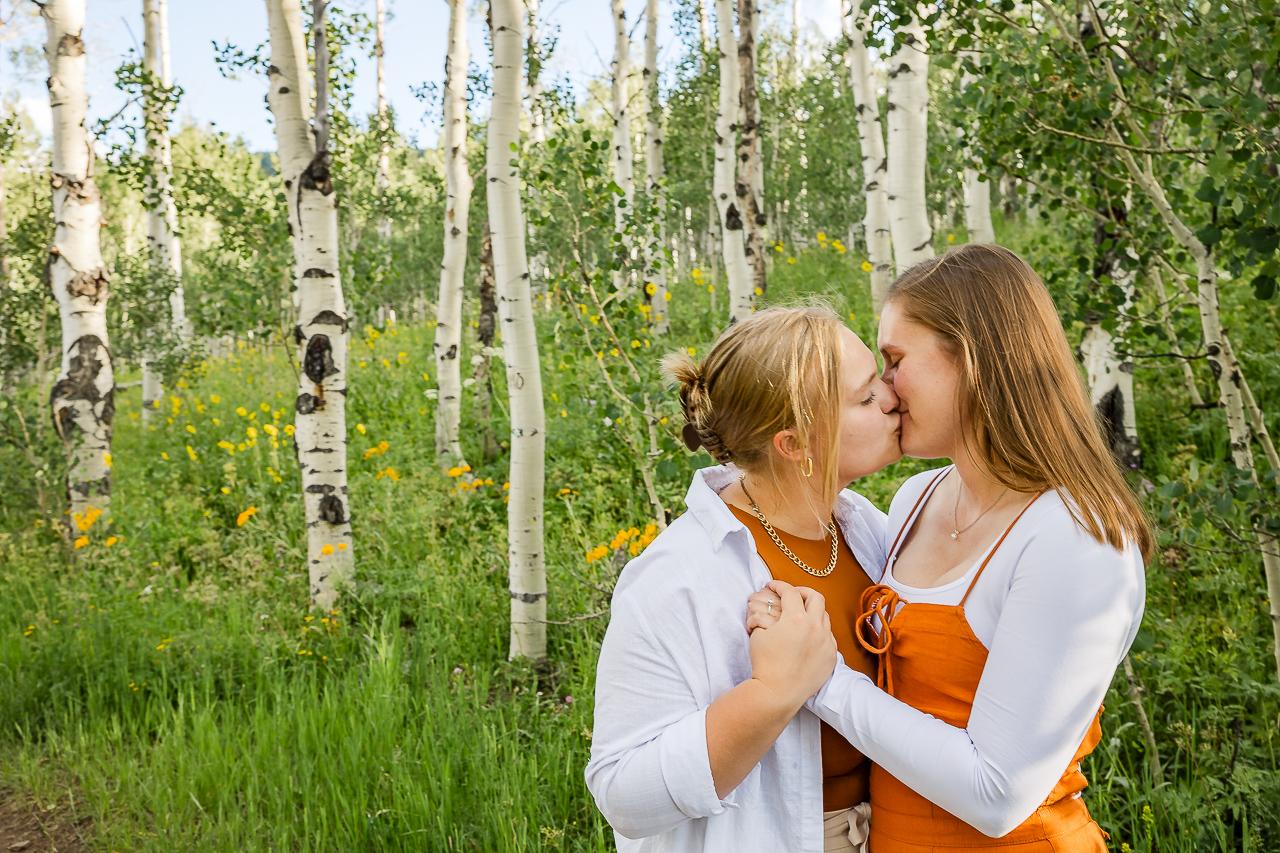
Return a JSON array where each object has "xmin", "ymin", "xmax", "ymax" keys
[
  {"xmin": 729, "ymin": 505, "xmax": 878, "ymax": 811},
  {"xmin": 856, "ymin": 471, "xmax": 1108, "ymax": 852}
]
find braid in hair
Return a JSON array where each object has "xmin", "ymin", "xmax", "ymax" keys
[{"xmin": 664, "ymin": 351, "xmax": 734, "ymax": 463}]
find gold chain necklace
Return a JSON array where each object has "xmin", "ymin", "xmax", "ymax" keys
[
  {"xmin": 951, "ymin": 474, "xmax": 1009, "ymax": 540},
  {"xmin": 739, "ymin": 474, "xmax": 839, "ymax": 578}
]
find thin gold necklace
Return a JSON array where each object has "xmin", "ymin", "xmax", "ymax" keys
[
  {"xmin": 739, "ymin": 474, "xmax": 838, "ymax": 578},
  {"xmin": 951, "ymin": 474, "xmax": 1009, "ymax": 540}
]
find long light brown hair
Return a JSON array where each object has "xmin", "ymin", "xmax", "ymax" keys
[
  {"xmin": 886, "ymin": 244, "xmax": 1153, "ymax": 560},
  {"xmin": 662, "ymin": 306, "xmax": 846, "ymax": 522}
]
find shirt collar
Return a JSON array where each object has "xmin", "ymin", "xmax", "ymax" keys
[{"xmin": 684, "ymin": 464, "xmax": 868, "ymax": 552}]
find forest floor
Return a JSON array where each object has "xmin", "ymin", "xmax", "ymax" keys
[{"xmin": 1, "ymin": 237, "xmax": 1277, "ymax": 851}]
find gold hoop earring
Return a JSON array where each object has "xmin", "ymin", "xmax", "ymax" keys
[{"xmin": 803, "ymin": 457, "xmax": 814, "ymax": 478}]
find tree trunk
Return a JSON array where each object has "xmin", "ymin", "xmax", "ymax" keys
[
  {"xmin": 42, "ymin": 0, "xmax": 114, "ymax": 531},
  {"xmin": 644, "ymin": 0, "xmax": 670, "ymax": 333},
  {"xmin": 141, "ymin": 0, "xmax": 186, "ymax": 424},
  {"xmin": 489, "ymin": 0, "xmax": 547, "ymax": 661},
  {"xmin": 789, "ymin": 0, "xmax": 801, "ymax": 83},
  {"xmin": 958, "ymin": 61, "xmax": 994, "ymax": 246},
  {"xmin": 610, "ymin": 0, "xmax": 634, "ymax": 293},
  {"xmin": 844, "ymin": 0, "xmax": 892, "ymax": 310},
  {"xmin": 697, "ymin": 0, "xmax": 711, "ymax": 58},
  {"xmin": 1151, "ymin": 264, "xmax": 1204, "ymax": 408},
  {"xmin": 525, "ymin": 0, "xmax": 547, "ymax": 296},
  {"xmin": 737, "ymin": 0, "xmax": 766, "ymax": 296},
  {"xmin": 265, "ymin": 0, "xmax": 354, "ymax": 611},
  {"xmin": 885, "ymin": 12, "xmax": 934, "ymax": 272},
  {"xmin": 474, "ymin": 220, "xmax": 500, "ymax": 461},
  {"xmin": 375, "ymin": 0, "xmax": 391, "ymax": 243},
  {"xmin": 714, "ymin": 0, "xmax": 752, "ymax": 323},
  {"xmin": 434, "ymin": 0, "xmax": 471, "ymax": 470}
]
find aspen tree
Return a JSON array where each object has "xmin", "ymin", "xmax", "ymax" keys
[
  {"xmin": 374, "ymin": 0, "xmax": 391, "ymax": 242},
  {"xmin": 643, "ymin": 0, "xmax": 670, "ymax": 334},
  {"xmin": 526, "ymin": 0, "xmax": 547, "ymax": 294},
  {"xmin": 140, "ymin": 0, "xmax": 187, "ymax": 425},
  {"xmin": 42, "ymin": 0, "xmax": 114, "ymax": 527},
  {"xmin": 697, "ymin": 0, "xmax": 711, "ymax": 55},
  {"xmin": 843, "ymin": 0, "xmax": 892, "ymax": 309},
  {"xmin": 488, "ymin": 0, "xmax": 547, "ymax": 661},
  {"xmin": 473, "ymin": 221, "xmax": 501, "ymax": 462},
  {"xmin": 736, "ymin": 0, "xmax": 766, "ymax": 296},
  {"xmin": 610, "ymin": 0, "xmax": 634, "ymax": 294},
  {"xmin": 434, "ymin": 0, "xmax": 471, "ymax": 469},
  {"xmin": 1080, "ymin": 275, "xmax": 1140, "ymax": 470},
  {"xmin": 264, "ymin": 0, "xmax": 354, "ymax": 611},
  {"xmin": 713, "ymin": 0, "xmax": 752, "ymax": 323},
  {"xmin": 886, "ymin": 10, "xmax": 934, "ymax": 272},
  {"xmin": 959, "ymin": 64, "xmax": 994, "ymax": 245}
]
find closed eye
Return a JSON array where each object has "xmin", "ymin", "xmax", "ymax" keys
[{"xmin": 860, "ymin": 391, "xmax": 877, "ymax": 406}]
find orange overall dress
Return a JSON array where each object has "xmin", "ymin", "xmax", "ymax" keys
[{"xmin": 857, "ymin": 472, "xmax": 1108, "ymax": 852}]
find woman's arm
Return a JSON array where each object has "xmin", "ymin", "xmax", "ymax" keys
[
  {"xmin": 752, "ymin": 529, "xmax": 1144, "ymax": 836},
  {"xmin": 587, "ymin": 581, "xmax": 835, "ymax": 838}
]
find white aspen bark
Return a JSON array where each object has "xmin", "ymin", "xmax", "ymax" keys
[
  {"xmin": 737, "ymin": 0, "xmax": 766, "ymax": 296},
  {"xmin": 489, "ymin": 0, "xmax": 547, "ymax": 661},
  {"xmin": 43, "ymin": 0, "xmax": 114, "ymax": 527},
  {"xmin": 1080, "ymin": 266, "xmax": 1140, "ymax": 471},
  {"xmin": 885, "ymin": 11, "xmax": 934, "ymax": 272},
  {"xmin": 435, "ymin": 0, "xmax": 471, "ymax": 469},
  {"xmin": 1222, "ymin": 334, "xmax": 1280, "ymax": 473},
  {"xmin": 610, "ymin": 0, "xmax": 635, "ymax": 274},
  {"xmin": 141, "ymin": 0, "xmax": 185, "ymax": 425},
  {"xmin": 714, "ymin": 0, "xmax": 752, "ymax": 323},
  {"xmin": 375, "ymin": 0, "xmax": 391, "ymax": 242},
  {"xmin": 844, "ymin": 0, "xmax": 892, "ymax": 310},
  {"xmin": 959, "ymin": 59, "xmax": 994, "ymax": 245},
  {"xmin": 265, "ymin": 0, "xmax": 354, "ymax": 611},
  {"xmin": 644, "ymin": 0, "xmax": 670, "ymax": 334},
  {"xmin": 789, "ymin": 0, "xmax": 802, "ymax": 83},
  {"xmin": 697, "ymin": 0, "xmax": 711, "ymax": 56}
]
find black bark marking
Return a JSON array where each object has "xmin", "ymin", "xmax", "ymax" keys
[
  {"xmin": 293, "ymin": 325, "xmax": 305, "ymax": 346},
  {"xmin": 66, "ymin": 266, "xmax": 110, "ymax": 304},
  {"xmin": 443, "ymin": 344, "xmax": 458, "ymax": 360},
  {"xmin": 725, "ymin": 203, "xmax": 743, "ymax": 231},
  {"xmin": 303, "ymin": 268, "xmax": 335, "ymax": 278},
  {"xmin": 304, "ymin": 334, "xmax": 338, "ymax": 384},
  {"xmin": 318, "ymin": 494, "xmax": 346, "ymax": 524},
  {"xmin": 58, "ymin": 33, "xmax": 85, "ymax": 57},
  {"xmin": 1096, "ymin": 386, "xmax": 1142, "ymax": 470},
  {"xmin": 296, "ymin": 393, "xmax": 321, "ymax": 415},
  {"xmin": 51, "ymin": 335, "xmax": 115, "ymax": 435},
  {"xmin": 279, "ymin": 86, "xmax": 290, "ymax": 94},
  {"xmin": 309, "ymin": 309, "xmax": 347, "ymax": 332},
  {"xmin": 300, "ymin": 151, "xmax": 334, "ymax": 195},
  {"xmin": 306, "ymin": 484, "xmax": 336, "ymax": 494},
  {"xmin": 510, "ymin": 590, "xmax": 547, "ymax": 603}
]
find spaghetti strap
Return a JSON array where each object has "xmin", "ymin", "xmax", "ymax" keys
[
  {"xmin": 959, "ymin": 491, "xmax": 1045, "ymax": 607},
  {"xmin": 882, "ymin": 467, "xmax": 951, "ymax": 576}
]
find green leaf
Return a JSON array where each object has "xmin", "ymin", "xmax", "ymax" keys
[{"xmin": 1160, "ymin": 481, "xmax": 1186, "ymax": 499}]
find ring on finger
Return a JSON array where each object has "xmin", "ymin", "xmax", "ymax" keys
[{"xmin": 766, "ymin": 598, "xmax": 776, "ymax": 616}]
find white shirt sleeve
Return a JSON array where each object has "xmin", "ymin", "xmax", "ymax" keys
[
  {"xmin": 585, "ymin": 590, "xmax": 736, "ymax": 839},
  {"xmin": 808, "ymin": 522, "xmax": 1145, "ymax": 837}
]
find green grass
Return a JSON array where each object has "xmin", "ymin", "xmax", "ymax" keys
[{"xmin": 2, "ymin": 241, "xmax": 1278, "ymax": 851}]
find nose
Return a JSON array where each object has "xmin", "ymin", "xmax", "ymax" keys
[{"xmin": 877, "ymin": 376, "xmax": 899, "ymax": 414}]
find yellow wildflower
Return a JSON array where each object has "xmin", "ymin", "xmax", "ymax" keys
[
  {"xmin": 103, "ymin": 453, "xmax": 113, "ymax": 468},
  {"xmin": 787, "ymin": 257, "xmax": 796, "ymax": 265},
  {"xmin": 220, "ymin": 486, "xmax": 230, "ymax": 494},
  {"xmin": 321, "ymin": 544, "xmax": 335, "ymax": 555},
  {"xmin": 236, "ymin": 406, "xmax": 248, "ymax": 416},
  {"xmin": 264, "ymin": 423, "xmax": 278, "ymax": 437},
  {"xmin": 210, "ymin": 395, "xmax": 221, "ymax": 403},
  {"xmin": 186, "ymin": 424, "xmax": 197, "ymax": 434},
  {"xmin": 247, "ymin": 427, "xmax": 258, "ymax": 438},
  {"xmin": 186, "ymin": 445, "xmax": 198, "ymax": 461},
  {"xmin": 105, "ymin": 536, "xmax": 119, "ymax": 547},
  {"xmin": 236, "ymin": 506, "xmax": 258, "ymax": 526},
  {"xmin": 376, "ymin": 467, "xmax": 401, "ymax": 481},
  {"xmin": 260, "ymin": 402, "xmax": 270, "ymax": 412},
  {"xmin": 161, "ymin": 452, "xmax": 170, "ymax": 461},
  {"xmin": 448, "ymin": 467, "xmax": 463, "ymax": 477},
  {"xmin": 284, "ymin": 424, "xmax": 295, "ymax": 436},
  {"xmin": 861, "ymin": 261, "xmax": 873, "ymax": 272},
  {"xmin": 73, "ymin": 536, "xmax": 89, "ymax": 549},
  {"xmin": 664, "ymin": 292, "xmax": 672, "ymax": 301}
]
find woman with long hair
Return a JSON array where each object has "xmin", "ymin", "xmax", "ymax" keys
[
  {"xmin": 585, "ymin": 306, "xmax": 902, "ymax": 852},
  {"xmin": 749, "ymin": 244, "xmax": 1150, "ymax": 851}
]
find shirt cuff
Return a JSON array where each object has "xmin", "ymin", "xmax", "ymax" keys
[
  {"xmin": 658, "ymin": 705, "xmax": 740, "ymax": 819},
  {"xmin": 807, "ymin": 655, "xmax": 872, "ymax": 715}
]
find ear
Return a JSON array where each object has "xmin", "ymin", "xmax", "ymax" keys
[{"xmin": 772, "ymin": 429, "xmax": 804, "ymax": 464}]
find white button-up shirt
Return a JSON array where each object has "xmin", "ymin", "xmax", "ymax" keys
[{"xmin": 585, "ymin": 465, "xmax": 889, "ymax": 852}]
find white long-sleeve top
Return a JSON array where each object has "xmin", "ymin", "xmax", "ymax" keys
[
  {"xmin": 809, "ymin": 466, "xmax": 1146, "ymax": 837},
  {"xmin": 585, "ymin": 465, "xmax": 889, "ymax": 853}
]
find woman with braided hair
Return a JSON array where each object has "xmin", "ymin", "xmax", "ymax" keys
[{"xmin": 585, "ymin": 305, "xmax": 903, "ymax": 852}]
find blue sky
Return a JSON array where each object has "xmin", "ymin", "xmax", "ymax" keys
[{"xmin": 2, "ymin": 0, "xmax": 839, "ymax": 152}]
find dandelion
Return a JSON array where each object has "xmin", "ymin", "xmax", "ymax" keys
[
  {"xmin": 211, "ymin": 395, "xmax": 221, "ymax": 403},
  {"xmin": 631, "ymin": 339, "xmax": 641, "ymax": 348},
  {"xmin": 103, "ymin": 453, "xmax": 113, "ymax": 468},
  {"xmin": 186, "ymin": 445, "xmax": 199, "ymax": 461},
  {"xmin": 236, "ymin": 406, "xmax": 248, "ymax": 416},
  {"xmin": 447, "ymin": 466, "xmax": 463, "ymax": 478},
  {"xmin": 754, "ymin": 287, "xmax": 763, "ymax": 296},
  {"xmin": 213, "ymin": 418, "xmax": 222, "ymax": 426},
  {"xmin": 161, "ymin": 452, "xmax": 170, "ymax": 461},
  {"xmin": 264, "ymin": 423, "xmax": 278, "ymax": 437},
  {"xmin": 237, "ymin": 506, "xmax": 259, "ymax": 526},
  {"xmin": 610, "ymin": 348, "xmax": 619, "ymax": 357},
  {"xmin": 260, "ymin": 402, "xmax": 270, "ymax": 412},
  {"xmin": 73, "ymin": 536, "xmax": 89, "ymax": 549},
  {"xmin": 687, "ymin": 347, "xmax": 696, "ymax": 356},
  {"xmin": 947, "ymin": 234, "xmax": 955, "ymax": 243},
  {"xmin": 186, "ymin": 424, "xmax": 196, "ymax": 434},
  {"xmin": 707, "ymin": 285, "xmax": 715, "ymax": 293},
  {"xmin": 691, "ymin": 268, "xmax": 703, "ymax": 279},
  {"xmin": 787, "ymin": 257, "xmax": 796, "ymax": 265},
  {"xmin": 218, "ymin": 440, "xmax": 235, "ymax": 454},
  {"xmin": 381, "ymin": 359, "xmax": 391, "ymax": 369},
  {"xmin": 861, "ymin": 261, "xmax": 873, "ymax": 272},
  {"xmin": 247, "ymin": 426, "xmax": 258, "ymax": 438},
  {"xmin": 220, "ymin": 486, "xmax": 231, "ymax": 494},
  {"xmin": 237, "ymin": 442, "xmax": 247, "ymax": 452},
  {"xmin": 560, "ymin": 409, "xmax": 568, "ymax": 417},
  {"xmin": 321, "ymin": 544, "xmax": 335, "ymax": 555},
  {"xmin": 357, "ymin": 423, "xmax": 367, "ymax": 435},
  {"xmin": 664, "ymin": 292, "xmax": 672, "ymax": 301},
  {"xmin": 284, "ymin": 424, "xmax": 295, "ymax": 436},
  {"xmin": 105, "ymin": 536, "xmax": 119, "ymax": 547}
]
